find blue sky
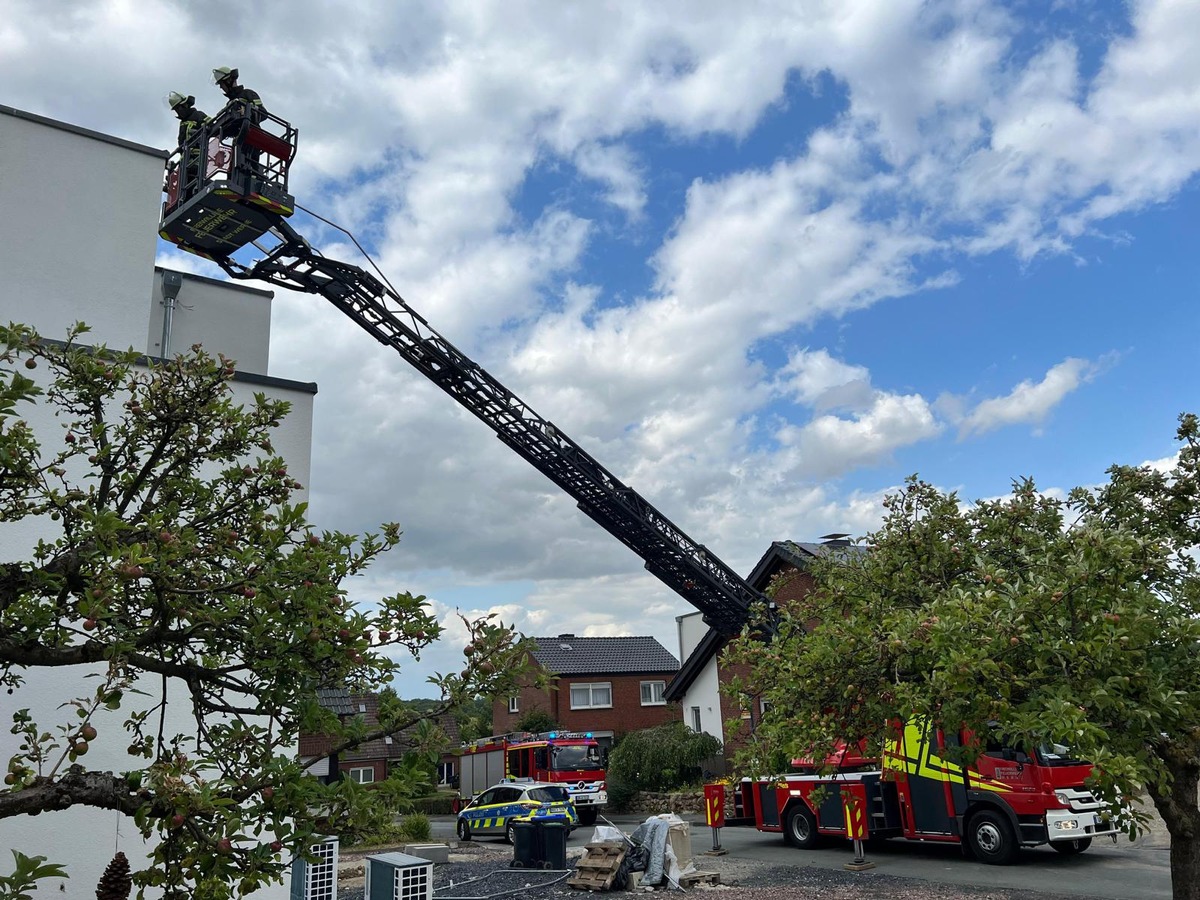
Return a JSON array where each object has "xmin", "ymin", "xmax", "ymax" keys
[{"xmin": 4, "ymin": 0, "xmax": 1198, "ymax": 698}]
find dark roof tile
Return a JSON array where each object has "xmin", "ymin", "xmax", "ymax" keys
[{"xmin": 530, "ymin": 635, "xmax": 678, "ymax": 675}]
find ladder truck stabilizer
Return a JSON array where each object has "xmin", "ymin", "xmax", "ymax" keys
[{"xmin": 159, "ymin": 105, "xmax": 766, "ymax": 636}]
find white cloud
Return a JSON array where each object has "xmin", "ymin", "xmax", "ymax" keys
[
  {"xmin": 777, "ymin": 392, "xmax": 943, "ymax": 479},
  {"xmin": 778, "ymin": 348, "xmax": 873, "ymax": 411},
  {"xmin": 955, "ymin": 358, "xmax": 1101, "ymax": 437},
  {"xmin": 573, "ymin": 142, "xmax": 647, "ymax": 218}
]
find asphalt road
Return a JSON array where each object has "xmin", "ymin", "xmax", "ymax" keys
[{"xmin": 429, "ymin": 814, "xmax": 1172, "ymax": 899}]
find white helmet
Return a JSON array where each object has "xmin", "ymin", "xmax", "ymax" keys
[
  {"xmin": 166, "ymin": 91, "xmax": 192, "ymax": 110},
  {"xmin": 212, "ymin": 66, "xmax": 238, "ymax": 86}
]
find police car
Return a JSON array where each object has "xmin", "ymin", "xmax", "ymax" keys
[{"xmin": 455, "ymin": 779, "xmax": 578, "ymax": 843}]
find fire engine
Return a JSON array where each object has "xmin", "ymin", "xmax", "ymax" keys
[
  {"xmin": 458, "ymin": 731, "xmax": 607, "ymax": 825},
  {"xmin": 734, "ymin": 718, "xmax": 1119, "ymax": 864}
]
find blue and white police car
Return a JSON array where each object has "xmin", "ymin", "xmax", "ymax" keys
[{"xmin": 455, "ymin": 778, "xmax": 578, "ymax": 843}]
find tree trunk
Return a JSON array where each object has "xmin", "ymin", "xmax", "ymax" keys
[
  {"xmin": 1169, "ymin": 835, "xmax": 1200, "ymax": 900},
  {"xmin": 1146, "ymin": 749, "xmax": 1200, "ymax": 900}
]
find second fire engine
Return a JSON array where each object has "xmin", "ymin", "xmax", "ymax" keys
[{"xmin": 459, "ymin": 731, "xmax": 608, "ymax": 825}]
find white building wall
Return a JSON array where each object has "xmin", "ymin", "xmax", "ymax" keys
[
  {"xmin": 148, "ymin": 268, "xmax": 273, "ymax": 374},
  {"xmin": 0, "ymin": 105, "xmax": 314, "ymax": 900},
  {"xmin": 0, "ymin": 106, "xmax": 164, "ymax": 351},
  {"xmin": 675, "ymin": 612, "xmax": 725, "ymax": 743}
]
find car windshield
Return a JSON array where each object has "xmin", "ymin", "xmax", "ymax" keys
[
  {"xmin": 528, "ymin": 786, "xmax": 571, "ymax": 803},
  {"xmin": 551, "ymin": 745, "xmax": 603, "ymax": 771}
]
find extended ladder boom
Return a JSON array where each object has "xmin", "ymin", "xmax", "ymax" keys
[
  {"xmin": 244, "ymin": 222, "xmax": 760, "ymax": 634},
  {"xmin": 157, "ymin": 107, "xmax": 764, "ymax": 634}
]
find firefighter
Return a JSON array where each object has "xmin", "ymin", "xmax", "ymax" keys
[
  {"xmin": 167, "ymin": 92, "xmax": 209, "ymax": 201},
  {"xmin": 212, "ymin": 66, "xmax": 265, "ymax": 122},
  {"xmin": 168, "ymin": 92, "xmax": 208, "ymax": 148},
  {"xmin": 212, "ymin": 66, "xmax": 266, "ymax": 172}
]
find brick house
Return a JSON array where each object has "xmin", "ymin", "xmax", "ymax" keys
[
  {"xmin": 492, "ymin": 635, "xmax": 680, "ymax": 749},
  {"xmin": 300, "ymin": 688, "xmax": 461, "ymax": 786},
  {"xmin": 666, "ymin": 537, "xmax": 857, "ymax": 769}
]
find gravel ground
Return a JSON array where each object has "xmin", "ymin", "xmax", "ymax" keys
[{"xmin": 334, "ymin": 840, "xmax": 1089, "ymax": 900}]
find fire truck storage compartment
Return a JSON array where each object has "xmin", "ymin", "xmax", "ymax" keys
[
  {"xmin": 862, "ymin": 773, "xmax": 902, "ymax": 831},
  {"xmin": 757, "ymin": 781, "xmax": 781, "ymax": 828},
  {"xmin": 461, "ymin": 749, "xmax": 506, "ymax": 797}
]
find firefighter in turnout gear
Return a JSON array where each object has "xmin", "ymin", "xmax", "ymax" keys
[
  {"xmin": 212, "ymin": 66, "xmax": 266, "ymax": 171},
  {"xmin": 167, "ymin": 92, "xmax": 208, "ymax": 203},
  {"xmin": 213, "ymin": 67, "xmax": 265, "ymax": 122},
  {"xmin": 168, "ymin": 92, "xmax": 208, "ymax": 149}
]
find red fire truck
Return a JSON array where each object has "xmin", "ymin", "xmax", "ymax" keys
[
  {"xmin": 734, "ymin": 719, "xmax": 1119, "ymax": 864},
  {"xmin": 458, "ymin": 731, "xmax": 608, "ymax": 825}
]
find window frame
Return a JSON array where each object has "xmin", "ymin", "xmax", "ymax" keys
[
  {"xmin": 569, "ymin": 682, "xmax": 613, "ymax": 710},
  {"xmin": 345, "ymin": 766, "xmax": 375, "ymax": 784},
  {"xmin": 639, "ymin": 680, "xmax": 667, "ymax": 706},
  {"xmin": 507, "ymin": 695, "xmax": 520, "ymax": 714},
  {"xmin": 690, "ymin": 706, "xmax": 702, "ymax": 732}
]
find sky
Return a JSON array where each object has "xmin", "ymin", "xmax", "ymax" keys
[{"xmin": 3, "ymin": 0, "xmax": 1199, "ymax": 698}]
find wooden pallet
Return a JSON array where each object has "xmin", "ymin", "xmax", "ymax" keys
[
  {"xmin": 680, "ymin": 872, "xmax": 721, "ymax": 888},
  {"xmin": 567, "ymin": 841, "xmax": 627, "ymax": 892}
]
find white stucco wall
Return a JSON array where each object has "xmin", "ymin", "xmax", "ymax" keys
[
  {"xmin": 0, "ymin": 105, "xmax": 316, "ymax": 899},
  {"xmin": 148, "ymin": 268, "xmax": 273, "ymax": 374},
  {"xmin": 0, "ymin": 106, "xmax": 166, "ymax": 352},
  {"xmin": 675, "ymin": 613, "xmax": 724, "ymax": 743}
]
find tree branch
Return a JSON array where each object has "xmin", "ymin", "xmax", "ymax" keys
[{"xmin": 0, "ymin": 767, "xmax": 154, "ymax": 819}]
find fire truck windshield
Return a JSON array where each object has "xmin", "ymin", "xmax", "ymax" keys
[
  {"xmin": 1035, "ymin": 741, "xmax": 1087, "ymax": 767},
  {"xmin": 551, "ymin": 745, "xmax": 602, "ymax": 771}
]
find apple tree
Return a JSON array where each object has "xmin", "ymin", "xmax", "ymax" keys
[
  {"xmin": 0, "ymin": 323, "xmax": 537, "ymax": 899},
  {"xmin": 725, "ymin": 414, "xmax": 1200, "ymax": 900}
]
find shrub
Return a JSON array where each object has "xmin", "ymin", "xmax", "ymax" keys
[
  {"xmin": 398, "ymin": 811, "xmax": 432, "ymax": 842},
  {"xmin": 339, "ymin": 823, "xmax": 406, "ymax": 849},
  {"xmin": 606, "ymin": 722, "xmax": 722, "ymax": 794},
  {"xmin": 605, "ymin": 780, "xmax": 639, "ymax": 813}
]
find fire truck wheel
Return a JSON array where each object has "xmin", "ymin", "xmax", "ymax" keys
[
  {"xmin": 578, "ymin": 808, "xmax": 598, "ymax": 827},
  {"xmin": 456, "ymin": 819, "xmax": 471, "ymax": 841},
  {"xmin": 1051, "ymin": 837, "xmax": 1092, "ymax": 855},
  {"xmin": 784, "ymin": 804, "xmax": 819, "ymax": 849},
  {"xmin": 967, "ymin": 810, "xmax": 1017, "ymax": 864}
]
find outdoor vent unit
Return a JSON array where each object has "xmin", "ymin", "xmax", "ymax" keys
[
  {"xmin": 290, "ymin": 836, "xmax": 339, "ymax": 900},
  {"xmin": 559, "ymin": 643, "xmax": 572, "ymax": 650},
  {"xmin": 364, "ymin": 851, "xmax": 433, "ymax": 900}
]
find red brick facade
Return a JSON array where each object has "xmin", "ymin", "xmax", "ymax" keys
[{"xmin": 492, "ymin": 662, "xmax": 678, "ymax": 738}]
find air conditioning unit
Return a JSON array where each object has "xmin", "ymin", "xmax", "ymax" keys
[
  {"xmin": 290, "ymin": 836, "xmax": 339, "ymax": 900},
  {"xmin": 364, "ymin": 851, "xmax": 433, "ymax": 900}
]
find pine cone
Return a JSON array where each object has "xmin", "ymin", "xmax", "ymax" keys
[{"xmin": 95, "ymin": 851, "xmax": 132, "ymax": 900}]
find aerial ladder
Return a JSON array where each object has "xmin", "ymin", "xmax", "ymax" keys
[{"xmin": 159, "ymin": 102, "xmax": 766, "ymax": 637}]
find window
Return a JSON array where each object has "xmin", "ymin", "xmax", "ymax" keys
[
  {"xmin": 508, "ymin": 695, "xmax": 520, "ymax": 714},
  {"xmin": 690, "ymin": 706, "xmax": 702, "ymax": 732},
  {"xmin": 346, "ymin": 766, "xmax": 374, "ymax": 784},
  {"xmin": 640, "ymin": 681, "xmax": 666, "ymax": 706},
  {"xmin": 569, "ymin": 682, "xmax": 612, "ymax": 709}
]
